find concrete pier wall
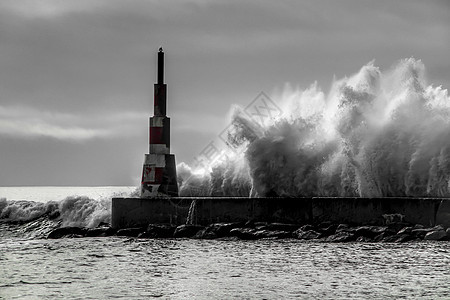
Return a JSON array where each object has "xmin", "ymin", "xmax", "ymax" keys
[{"xmin": 111, "ymin": 197, "xmax": 450, "ymax": 229}]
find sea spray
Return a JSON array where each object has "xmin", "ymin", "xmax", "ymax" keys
[
  {"xmin": 178, "ymin": 58, "xmax": 450, "ymax": 198},
  {"xmin": 58, "ymin": 196, "xmax": 111, "ymax": 227}
]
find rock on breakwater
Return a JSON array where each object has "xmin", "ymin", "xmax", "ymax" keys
[{"xmin": 46, "ymin": 221, "xmax": 450, "ymax": 242}]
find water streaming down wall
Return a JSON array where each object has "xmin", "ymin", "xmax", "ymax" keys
[
  {"xmin": 186, "ymin": 199, "xmax": 197, "ymax": 225},
  {"xmin": 177, "ymin": 58, "xmax": 450, "ymax": 198}
]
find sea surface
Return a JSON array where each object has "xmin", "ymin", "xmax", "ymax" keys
[{"xmin": 1, "ymin": 187, "xmax": 450, "ymax": 299}]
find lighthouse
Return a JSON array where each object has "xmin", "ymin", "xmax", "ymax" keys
[{"xmin": 140, "ymin": 47, "xmax": 179, "ymax": 197}]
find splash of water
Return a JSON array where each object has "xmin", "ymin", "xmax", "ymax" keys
[{"xmin": 178, "ymin": 58, "xmax": 450, "ymax": 198}]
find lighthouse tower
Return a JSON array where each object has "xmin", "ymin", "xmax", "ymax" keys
[{"xmin": 141, "ymin": 47, "xmax": 179, "ymax": 197}]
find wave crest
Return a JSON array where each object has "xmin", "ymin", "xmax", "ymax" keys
[{"xmin": 0, "ymin": 196, "xmax": 111, "ymax": 228}]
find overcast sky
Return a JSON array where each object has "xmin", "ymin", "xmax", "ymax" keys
[{"xmin": 0, "ymin": 0, "xmax": 449, "ymax": 186}]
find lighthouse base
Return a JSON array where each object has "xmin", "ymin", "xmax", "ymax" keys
[{"xmin": 140, "ymin": 153, "xmax": 178, "ymax": 198}]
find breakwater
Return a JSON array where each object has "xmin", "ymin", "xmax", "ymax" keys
[{"xmin": 111, "ymin": 197, "xmax": 450, "ymax": 229}]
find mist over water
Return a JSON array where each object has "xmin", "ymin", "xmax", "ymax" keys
[{"xmin": 178, "ymin": 58, "xmax": 450, "ymax": 198}]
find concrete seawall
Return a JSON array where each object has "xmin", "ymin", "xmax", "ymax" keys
[{"xmin": 111, "ymin": 197, "xmax": 450, "ymax": 229}]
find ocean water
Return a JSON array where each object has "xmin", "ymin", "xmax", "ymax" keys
[
  {"xmin": 1, "ymin": 237, "xmax": 450, "ymax": 299},
  {"xmin": 1, "ymin": 187, "xmax": 450, "ymax": 299}
]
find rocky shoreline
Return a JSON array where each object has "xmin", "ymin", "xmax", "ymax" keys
[{"xmin": 47, "ymin": 221, "xmax": 450, "ymax": 242}]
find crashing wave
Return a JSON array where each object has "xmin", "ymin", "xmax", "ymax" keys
[
  {"xmin": 0, "ymin": 188, "xmax": 140, "ymax": 238},
  {"xmin": 178, "ymin": 58, "xmax": 450, "ymax": 198},
  {"xmin": 1, "ymin": 196, "xmax": 110, "ymax": 227}
]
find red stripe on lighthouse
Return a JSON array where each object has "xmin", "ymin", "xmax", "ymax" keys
[
  {"xmin": 142, "ymin": 166, "xmax": 164, "ymax": 184},
  {"xmin": 150, "ymin": 127, "xmax": 164, "ymax": 144}
]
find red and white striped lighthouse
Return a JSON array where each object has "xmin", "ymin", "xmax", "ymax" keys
[{"xmin": 141, "ymin": 47, "xmax": 179, "ymax": 197}]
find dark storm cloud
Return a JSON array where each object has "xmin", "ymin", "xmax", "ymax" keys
[{"xmin": 0, "ymin": 0, "xmax": 448, "ymax": 185}]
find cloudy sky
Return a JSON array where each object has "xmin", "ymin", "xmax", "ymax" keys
[{"xmin": 0, "ymin": 0, "xmax": 449, "ymax": 186}]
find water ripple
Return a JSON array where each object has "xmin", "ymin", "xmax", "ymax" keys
[{"xmin": 0, "ymin": 238, "xmax": 449, "ymax": 299}]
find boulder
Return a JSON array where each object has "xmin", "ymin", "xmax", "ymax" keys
[
  {"xmin": 387, "ymin": 222, "xmax": 411, "ymax": 233},
  {"xmin": 193, "ymin": 228, "xmax": 218, "ymax": 239},
  {"xmin": 413, "ymin": 224, "xmax": 425, "ymax": 230},
  {"xmin": 431, "ymin": 225, "xmax": 445, "ymax": 231},
  {"xmin": 373, "ymin": 231, "xmax": 396, "ymax": 242},
  {"xmin": 299, "ymin": 224, "xmax": 315, "ymax": 232},
  {"xmin": 293, "ymin": 229, "xmax": 321, "ymax": 240},
  {"xmin": 230, "ymin": 228, "xmax": 258, "ymax": 240},
  {"xmin": 335, "ymin": 224, "xmax": 350, "ymax": 233},
  {"xmin": 349, "ymin": 226, "xmax": 391, "ymax": 239},
  {"xmin": 199, "ymin": 223, "xmax": 242, "ymax": 239},
  {"xmin": 354, "ymin": 226, "xmax": 381, "ymax": 239},
  {"xmin": 317, "ymin": 221, "xmax": 333, "ymax": 228},
  {"xmin": 424, "ymin": 230, "xmax": 448, "ymax": 241},
  {"xmin": 317, "ymin": 224, "xmax": 338, "ymax": 237},
  {"xmin": 173, "ymin": 225, "xmax": 204, "ymax": 238},
  {"xmin": 411, "ymin": 228, "xmax": 434, "ymax": 239},
  {"xmin": 254, "ymin": 230, "xmax": 291, "ymax": 239},
  {"xmin": 145, "ymin": 224, "xmax": 176, "ymax": 238},
  {"xmin": 137, "ymin": 231, "xmax": 158, "ymax": 238},
  {"xmin": 264, "ymin": 223, "xmax": 300, "ymax": 232},
  {"xmin": 254, "ymin": 222, "xmax": 268, "ymax": 227},
  {"xmin": 47, "ymin": 227, "xmax": 87, "ymax": 239},
  {"xmin": 65, "ymin": 234, "xmax": 84, "ymax": 238},
  {"xmin": 356, "ymin": 236, "xmax": 373, "ymax": 242},
  {"xmin": 244, "ymin": 220, "xmax": 255, "ymax": 228},
  {"xmin": 86, "ymin": 226, "xmax": 116, "ymax": 237},
  {"xmin": 381, "ymin": 233, "xmax": 415, "ymax": 243},
  {"xmin": 372, "ymin": 226, "xmax": 394, "ymax": 235},
  {"xmin": 116, "ymin": 227, "xmax": 145, "ymax": 237},
  {"xmin": 325, "ymin": 231, "xmax": 356, "ymax": 242},
  {"xmin": 397, "ymin": 227, "xmax": 412, "ymax": 235}
]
